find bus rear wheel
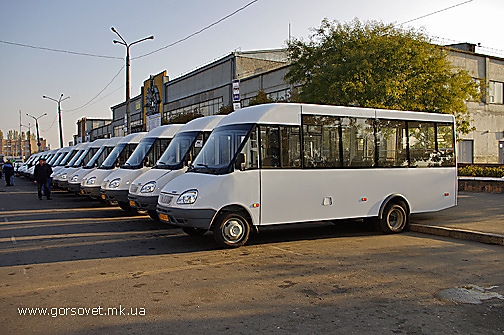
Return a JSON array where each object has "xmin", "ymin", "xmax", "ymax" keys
[
  {"xmin": 213, "ymin": 213, "xmax": 250, "ymax": 248},
  {"xmin": 379, "ymin": 202, "xmax": 408, "ymax": 234}
]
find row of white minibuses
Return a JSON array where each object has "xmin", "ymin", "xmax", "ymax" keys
[{"xmin": 29, "ymin": 103, "xmax": 456, "ymax": 249}]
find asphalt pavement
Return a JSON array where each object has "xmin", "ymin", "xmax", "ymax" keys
[{"xmin": 1, "ymin": 174, "xmax": 503, "ymax": 245}]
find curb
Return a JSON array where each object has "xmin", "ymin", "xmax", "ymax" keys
[{"xmin": 410, "ymin": 224, "xmax": 504, "ymax": 246}]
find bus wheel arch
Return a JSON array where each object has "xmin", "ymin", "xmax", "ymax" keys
[
  {"xmin": 378, "ymin": 195, "xmax": 410, "ymax": 234},
  {"xmin": 211, "ymin": 205, "xmax": 252, "ymax": 248}
]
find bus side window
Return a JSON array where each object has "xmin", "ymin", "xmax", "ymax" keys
[
  {"xmin": 341, "ymin": 117, "xmax": 375, "ymax": 168},
  {"xmin": 260, "ymin": 126, "xmax": 280, "ymax": 168},
  {"xmin": 280, "ymin": 126, "xmax": 301, "ymax": 168},
  {"xmin": 408, "ymin": 121, "xmax": 436, "ymax": 167},
  {"xmin": 376, "ymin": 119, "xmax": 408, "ymax": 167},
  {"xmin": 238, "ymin": 126, "xmax": 258, "ymax": 170},
  {"xmin": 436, "ymin": 123, "xmax": 455, "ymax": 167},
  {"xmin": 302, "ymin": 115, "xmax": 340, "ymax": 168}
]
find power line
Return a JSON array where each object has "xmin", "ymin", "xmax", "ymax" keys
[
  {"xmin": 63, "ymin": 0, "xmax": 260, "ymax": 110},
  {"xmin": 133, "ymin": 0, "xmax": 259, "ymax": 60},
  {"xmin": 399, "ymin": 0, "xmax": 473, "ymax": 25},
  {"xmin": 65, "ymin": 65, "xmax": 125, "ymax": 113},
  {"xmin": 0, "ymin": 40, "xmax": 123, "ymax": 60}
]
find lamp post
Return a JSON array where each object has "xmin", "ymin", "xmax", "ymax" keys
[
  {"xmin": 26, "ymin": 113, "xmax": 47, "ymax": 153},
  {"xmin": 111, "ymin": 27, "xmax": 154, "ymax": 135},
  {"xmin": 42, "ymin": 94, "xmax": 70, "ymax": 148}
]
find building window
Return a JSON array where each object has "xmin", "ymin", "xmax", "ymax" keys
[
  {"xmin": 489, "ymin": 81, "xmax": 504, "ymax": 104},
  {"xmin": 165, "ymin": 97, "xmax": 224, "ymax": 121}
]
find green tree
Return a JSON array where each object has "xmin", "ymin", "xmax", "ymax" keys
[
  {"xmin": 248, "ymin": 90, "xmax": 274, "ymax": 106},
  {"xmin": 285, "ymin": 19, "xmax": 480, "ymax": 134}
]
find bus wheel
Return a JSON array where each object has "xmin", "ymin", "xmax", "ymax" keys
[
  {"xmin": 182, "ymin": 227, "xmax": 207, "ymax": 236},
  {"xmin": 148, "ymin": 210, "xmax": 161, "ymax": 222},
  {"xmin": 118, "ymin": 201, "xmax": 136, "ymax": 214},
  {"xmin": 213, "ymin": 213, "xmax": 250, "ymax": 248},
  {"xmin": 379, "ymin": 202, "xmax": 408, "ymax": 234}
]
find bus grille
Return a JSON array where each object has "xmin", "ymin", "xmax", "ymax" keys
[{"xmin": 159, "ymin": 194, "xmax": 173, "ymax": 205}]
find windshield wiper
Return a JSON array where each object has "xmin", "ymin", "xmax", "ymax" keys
[{"xmin": 196, "ymin": 163, "xmax": 216, "ymax": 173}]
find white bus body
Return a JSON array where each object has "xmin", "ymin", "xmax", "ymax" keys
[
  {"xmin": 101, "ymin": 124, "xmax": 182, "ymax": 211},
  {"xmin": 157, "ymin": 103, "xmax": 457, "ymax": 248},
  {"xmin": 67, "ymin": 137, "xmax": 124, "ymax": 193},
  {"xmin": 128, "ymin": 115, "xmax": 225, "ymax": 220},
  {"xmin": 80, "ymin": 132, "xmax": 146, "ymax": 199}
]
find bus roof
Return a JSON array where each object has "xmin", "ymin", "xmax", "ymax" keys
[
  {"xmin": 144, "ymin": 124, "xmax": 183, "ymax": 139},
  {"xmin": 218, "ymin": 103, "xmax": 455, "ymax": 127},
  {"xmin": 178, "ymin": 115, "xmax": 226, "ymax": 133},
  {"xmin": 118, "ymin": 132, "xmax": 147, "ymax": 144}
]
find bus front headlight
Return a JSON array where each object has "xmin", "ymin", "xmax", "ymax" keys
[
  {"xmin": 140, "ymin": 182, "xmax": 156, "ymax": 193},
  {"xmin": 70, "ymin": 175, "xmax": 79, "ymax": 182},
  {"xmin": 86, "ymin": 177, "xmax": 96, "ymax": 185},
  {"xmin": 177, "ymin": 189, "xmax": 198, "ymax": 204},
  {"xmin": 109, "ymin": 178, "xmax": 121, "ymax": 189}
]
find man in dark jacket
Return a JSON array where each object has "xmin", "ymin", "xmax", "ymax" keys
[
  {"xmin": 2, "ymin": 160, "xmax": 14, "ymax": 186},
  {"xmin": 34, "ymin": 157, "xmax": 53, "ymax": 200}
]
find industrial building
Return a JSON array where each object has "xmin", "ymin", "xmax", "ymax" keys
[{"xmin": 83, "ymin": 45, "xmax": 504, "ymax": 164}]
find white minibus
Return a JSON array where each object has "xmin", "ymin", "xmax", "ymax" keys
[
  {"xmin": 128, "ymin": 115, "xmax": 225, "ymax": 220},
  {"xmin": 67, "ymin": 137, "xmax": 123, "ymax": 193},
  {"xmin": 52, "ymin": 142, "xmax": 89, "ymax": 185},
  {"xmin": 101, "ymin": 124, "xmax": 182, "ymax": 212},
  {"xmin": 157, "ymin": 103, "xmax": 457, "ymax": 248},
  {"xmin": 80, "ymin": 132, "xmax": 146, "ymax": 199}
]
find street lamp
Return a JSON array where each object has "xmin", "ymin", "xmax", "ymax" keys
[
  {"xmin": 111, "ymin": 27, "xmax": 154, "ymax": 135},
  {"xmin": 42, "ymin": 94, "xmax": 70, "ymax": 148},
  {"xmin": 26, "ymin": 113, "xmax": 47, "ymax": 153}
]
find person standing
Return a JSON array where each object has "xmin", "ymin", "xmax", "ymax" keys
[
  {"xmin": 34, "ymin": 157, "xmax": 53, "ymax": 199},
  {"xmin": 0, "ymin": 156, "xmax": 4, "ymax": 180},
  {"xmin": 2, "ymin": 160, "xmax": 14, "ymax": 186}
]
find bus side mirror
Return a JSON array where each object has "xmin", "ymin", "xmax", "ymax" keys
[{"xmin": 235, "ymin": 153, "xmax": 246, "ymax": 171}]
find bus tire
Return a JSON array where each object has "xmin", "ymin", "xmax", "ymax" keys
[
  {"xmin": 148, "ymin": 210, "xmax": 161, "ymax": 222},
  {"xmin": 379, "ymin": 201, "xmax": 408, "ymax": 234},
  {"xmin": 118, "ymin": 201, "xmax": 132, "ymax": 212},
  {"xmin": 212, "ymin": 213, "xmax": 250, "ymax": 248},
  {"xmin": 118, "ymin": 201, "xmax": 139, "ymax": 215},
  {"xmin": 182, "ymin": 227, "xmax": 207, "ymax": 236}
]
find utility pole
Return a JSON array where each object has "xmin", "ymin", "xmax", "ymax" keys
[
  {"xmin": 43, "ymin": 94, "xmax": 70, "ymax": 148},
  {"xmin": 19, "ymin": 110, "xmax": 22, "ymax": 159},
  {"xmin": 111, "ymin": 27, "xmax": 154, "ymax": 135},
  {"xmin": 26, "ymin": 113, "xmax": 47, "ymax": 153}
]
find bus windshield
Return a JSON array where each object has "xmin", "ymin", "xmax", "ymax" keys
[
  {"xmin": 190, "ymin": 124, "xmax": 253, "ymax": 175},
  {"xmin": 84, "ymin": 146, "xmax": 112, "ymax": 169},
  {"xmin": 100, "ymin": 143, "xmax": 140, "ymax": 169},
  {"xmin": 156, "ymin": 131, "xmax": 199, "ymax": 170},
  {"xmin": 122, "ymin": 137, "xmax": 171, "ymax": 169}
]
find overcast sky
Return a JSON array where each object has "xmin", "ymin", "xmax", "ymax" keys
[{"xmin": 1, "ymin": 0, "xmax": 502, "ymax": 149}]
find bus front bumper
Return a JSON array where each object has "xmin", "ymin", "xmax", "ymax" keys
[
  {"xmin": 156, "ymin": 205, "xmax": 216, "ymax": 230},
  {"xmin": 67, "ymin": 182, "xmax": 81, "ymax": 193},
  {"xmin": 128, "ymin": 194, "xmax": 157, "ymax": 212},
  {"xmin": 80, "ymin": 185, "xmax": 101, "ymax": 198},
  {"xmin": 100, "ymin": 189, "xmax": 129, "ymax": 203}
]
